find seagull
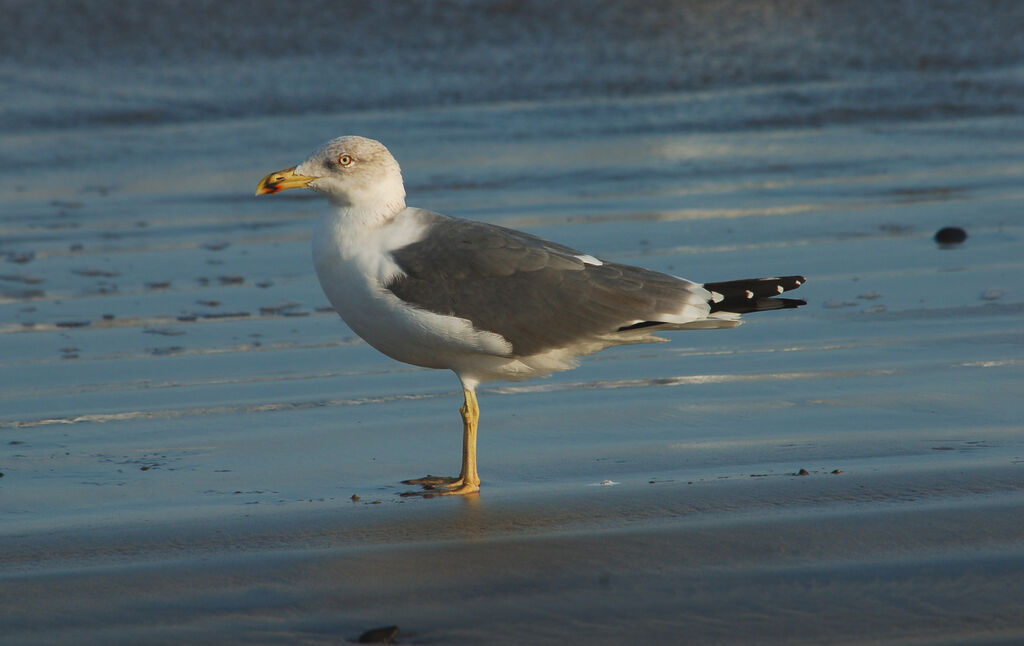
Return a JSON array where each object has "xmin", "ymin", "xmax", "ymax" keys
[{"xmin": 256, "ymin": 136, "xmax": 806, "ymax": 495}]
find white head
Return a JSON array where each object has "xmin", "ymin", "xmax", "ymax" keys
[{"xmin": 256, "ymin": 136, "xmax": 407, "ymax": 215}]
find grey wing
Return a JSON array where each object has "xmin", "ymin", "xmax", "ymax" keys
[{"xmin": 384, "ymin": 213, "xmax": 708, "ymax": 356}]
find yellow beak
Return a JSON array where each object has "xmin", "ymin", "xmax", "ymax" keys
[{"xmin": 255, "ymin": 166, "xmax": 317, "ymax": 196}]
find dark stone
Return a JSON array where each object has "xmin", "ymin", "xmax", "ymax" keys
[
  {"xmin": 358, "ymin": 625, "xmax": 399, "ymax": 643},
  {"xmin": 934, "ymin": 227, "xmax": 967, "ymax": 245}
]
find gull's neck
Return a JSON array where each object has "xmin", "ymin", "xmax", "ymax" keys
[
  {"xmin": 321, "ymin": 177, "xmax": 407, "ymax": 229},
  {"xmin": 328, "ymin": 201, "xmax": 407, "ymax": 230}
]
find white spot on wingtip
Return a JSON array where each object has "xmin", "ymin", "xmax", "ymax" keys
[
  {"xmin": 745, "ymin": 290, "xmax": 755, "ymax": 299},
  {"xmin": 710, "ymin": 291, "xmax": 725, "ymax": 303},
  {"xmin": 576, "ymin": 254, "xmax": 602, "ymax": 266},
  {"xmin": 777, "ymin": 285, "xmax": 784, "ymax": 294}
]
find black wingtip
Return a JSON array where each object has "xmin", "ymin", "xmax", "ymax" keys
[{"xmin": 705, "ymin": 275, "xmax": 807, "ymax": 314}]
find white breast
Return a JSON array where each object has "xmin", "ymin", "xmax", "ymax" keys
[{"xmin": 311, "ymin": 207, "xmax": 513, "ymax": 371}]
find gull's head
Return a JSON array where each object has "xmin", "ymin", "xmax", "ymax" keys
[{"xmin": 255, "ymin": 136, "xmax": 406, "ymax": 213}]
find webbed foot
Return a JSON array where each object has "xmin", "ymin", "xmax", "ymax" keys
[{"xmin": 400, "ymin": 475, "xmax": 480, "ymax": 496}]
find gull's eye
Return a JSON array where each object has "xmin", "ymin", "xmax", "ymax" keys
[{"xmin": 337, "ymin": 154, "xmax": 353, "ymax": 167}]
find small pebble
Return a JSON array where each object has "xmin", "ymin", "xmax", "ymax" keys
[
  {"xmin": 200, "ymin": 311, "xmax": 250, "ymax": 319},
  {"xmin": 82, "ymin": 184, "xmax": 113, "ymax": 196},
  {"xmin": 831, "ymin": 469, "xmax": 842, "ymax": 474},
  {"xmin": 934, "ymin": 226, "xmax": 967, "ymax": 246},
  {"xmin": 5, "ymin": 251, "xmax": 35, "ymax": 264},
  {"xmin": 150, "ymin": 346, "xmax": 184, "ymax": 356},
  {"xmin": 823, "ymin": 300, "xmax": 858, "ymax": 309},
  {"xmin": 6, "ymin": 288, "xmax": 44, "ymax": 299},
  {"xmin": 981, "ymin": 288, "xmax": 1005, "ymax": 301},
  {"xmin": 51, "ymin": 199, "xmax": 83, "ymax": 209},
  {"xmin": 260, "ymin": 302, "xmax": 302, "ymax": 315},
  {"xmin": 796, "ymin": 468, "xmax": 810, "ymax": 476},
  {"xmin": 72, "ymin": 268, "xmax": 119, "ymax": 277},
  {"xmin": 144, "ymin": 327, "xmax": 186, "ymax": 336},
  {"xmin": 351, "ymin": 494, "xmax": 360, "ymax": 502},
  {"xmin": 358, "ymin": 626, "xmax": 399, "ymax": 644},
  {"xmin": 0, "ymin": 274, "xmax": 43, "ymax": 285}
]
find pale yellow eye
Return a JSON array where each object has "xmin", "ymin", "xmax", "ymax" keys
[{"xmin": 337, "ymin": 154, "xmax": 353, "ymax": 166}]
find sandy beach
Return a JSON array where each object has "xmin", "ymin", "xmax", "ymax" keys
[{"xmin": 2, "ymin": 2, "xmax": 1023, "ymax": 644}]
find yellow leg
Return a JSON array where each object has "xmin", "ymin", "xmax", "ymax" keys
[
  {"xmin": 452, "ymin": 387, "xmax": 481, "ymax": 493},
  {"xmin": 401, "ymin": 387, "xmax": 481, "ymax": 495}
]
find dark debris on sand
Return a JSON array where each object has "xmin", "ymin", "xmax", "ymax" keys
[{"xmin": 357, "ymin": 625, "xmax": 399, "ymax": 643}]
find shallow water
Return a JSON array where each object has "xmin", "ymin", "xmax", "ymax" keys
[{"xmin": 2, "ymin": 2, "xmax": 1024, "ymax": 644}]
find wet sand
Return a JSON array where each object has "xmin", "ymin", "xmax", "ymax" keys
[
  {"xmin": 5, "ymin": 483, "xmax": 1022, "ymax": 645},
  {"xmin": 2, "ymin": 2, "xmax": 1024, "ymax": 644}
]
